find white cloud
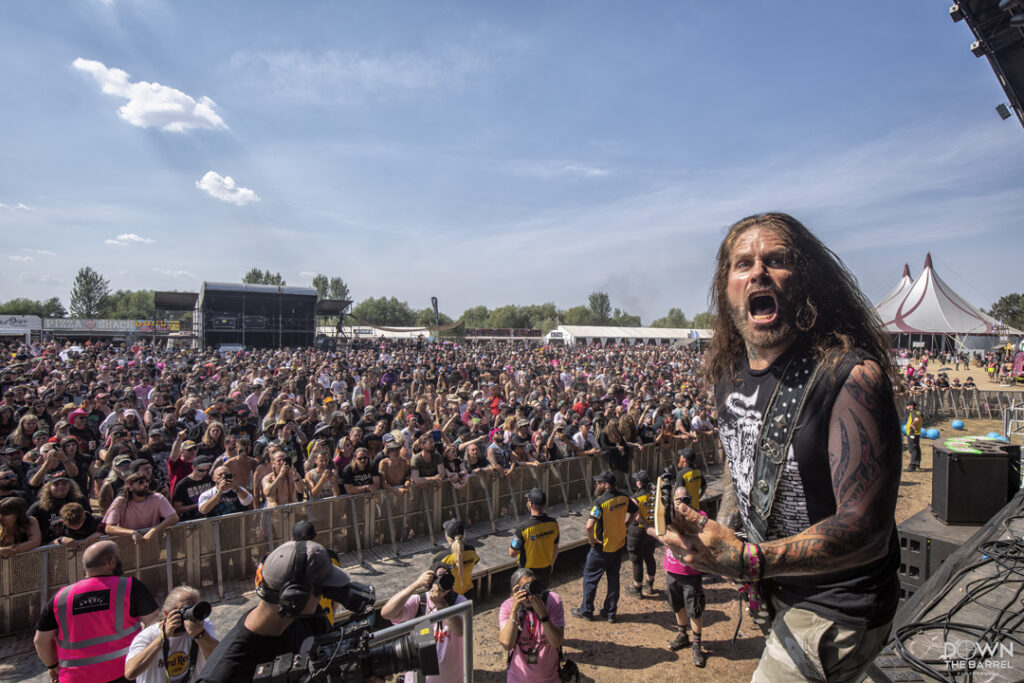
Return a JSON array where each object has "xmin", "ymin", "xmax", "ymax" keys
[
  {"xmin": 196, "ymin": 171, "xmax": 260, "ymax": 206},
  {"xmin": 0, "ymin": 202, "xmax": 31, "ymax": 211},
  {"xmin": 72, "ymin": 58, "xmax": 228, "ymax": 132},
  {"xmin": 105, "ymin": 232, "xmax": 155, "ymax": 246},
  {"xmin": 507, "ymin": 160, "xmax": 612, "ymax": 180},
  {"xmin": 23, "ymin": 249, "xmax": 56, "ymax": 256},
  {"xmin": 18, "ymin": 273, "xmax": 62, "ymax": 285},
  {"xmin": 229, "ymin": 46, "xmax": 485, "ymax": 100},
  {"xmin": 152, "ymin": 268, "xmax": 197, "ymax": 279},
  {"xmin": 8, "ymin": 255, "xmax": 33, "ymax": 262},
  {"xmin": 299, "ymin": 271, "xmax": 317, "ymax": 278}
]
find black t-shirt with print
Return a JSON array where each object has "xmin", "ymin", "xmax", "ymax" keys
[
  {"xmin": 714, "ymin": 345, "xmax": 900, "ymax": 629},
  {"xmin": 172, "ymin": 475, "xmax": 215, "ymax": 521}
]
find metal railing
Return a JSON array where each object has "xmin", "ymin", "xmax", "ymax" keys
[
  {"xmin": 369, "ymin": 600, "xmax": 474, "ymax": 683},
  {"xmin": 896, "ymin": 388, "xmax": 1024, "ymax": 423},
  {"xmin": 0, "ymin": 436, "xmax": 718, "ymax": 637}
]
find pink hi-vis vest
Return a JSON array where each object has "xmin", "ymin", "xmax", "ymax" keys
[{"xmin": 52, "ymin": 575, "xmax": 143, "ymax": 683}]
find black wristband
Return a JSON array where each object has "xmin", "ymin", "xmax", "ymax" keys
[
  {"xmin": 540, "ymin": 615, "xmax": 550, "ymax": 623},
  {"xmin": 48, "ymin": 663, "xmax": 59, "ymax": 670}
]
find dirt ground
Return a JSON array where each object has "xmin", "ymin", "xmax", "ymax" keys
[{"xmin": 468, "ymin": 410, "xmax": 1012, "ymax": 683}]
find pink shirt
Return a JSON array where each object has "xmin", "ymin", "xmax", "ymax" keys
[
  {"xmin": 499, "ymin": 591, "xmax": 565, "ymax": 683},
  {"xmin": 392, "ymin": 593, "xmax": 466, "ymax": 683},
  {"xmin": 663, "ymin": 510, "xmax": 707, "ymax": 576},
  {"xmin": 102, "ymin": 493, "xmax": 176, "ymax": 530}
]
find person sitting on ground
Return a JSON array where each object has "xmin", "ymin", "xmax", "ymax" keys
[{"xmin": 0, "ymin": 495, "xmax": 42, "ymax": 558}]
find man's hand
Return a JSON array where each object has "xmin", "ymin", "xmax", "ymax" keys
[
  {"xmin": 414, "ymin": 570, "xmax": 435, "ymax": 592},
  {"xmin": 511, "ymin": 585, "xmax": 529, "ymax": 613},
  {"xmin": 183, "ymin": 614, "xmax": 206, "ymax": 638},
  {"xmin": 527, "ymin": 592, "xmax": 548, "ymax": 619},
  {"xmin": 163, "ymin": 610, "xmax": 184, "ymax": 638},
  {"xmin": 142, "ymin": 528, "xmax": 158, "ymax": 544},
  {"xmin": 132, "ymin": 530, "xmax": 145, "ymax": 545},
  {"xmin": 648, "ymin": 503, "xmax": 744, "ymax": 579}
]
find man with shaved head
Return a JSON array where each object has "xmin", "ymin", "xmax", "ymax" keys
[{"xmin": 35, "ymin": 540, "xmax": 160, "ymax": 682}]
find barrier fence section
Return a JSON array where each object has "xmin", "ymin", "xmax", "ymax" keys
[
  {"xmin": 0, "ymin": 436, "xmax": 718, "ymax": 637},
  {"xmin": 896, "ymin": 388, "xmax": 1024, "ymax": 423}
]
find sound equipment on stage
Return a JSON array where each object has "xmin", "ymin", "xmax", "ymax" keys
[
  {"xmin": 931, "ymin": 437, "xmax": 1020, "ymax": 525},
  {"xmin": 896, "ymin": 508, "xmax": 980, "ymax": 603}
]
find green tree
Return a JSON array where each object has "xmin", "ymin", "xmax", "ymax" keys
[
  {"xmin": 0, "ymin": 297, "xmax": 67, "ymax": 317},
  {"xmin": 69, "ymin": 267, "xmax": 110, "ymax": 318},
  {"xmin": 522, "ymin": 303, "xmax": 558, "ymax": 330},
  {"xmin": 328, "ymin": 277, "xmax": 350, "ymax": 302},
  {"xmin": 460, "ymin": 306, "xmax": 490, "ymax": 328},
  {"xmin": 562, "ymin": 305, "xmax": 596, "ymax": 325},
  {"xmin": 415, "ymin": 308, "xmax": 454, "ymax": 327},
  {"xmin": 611, "ymin": 308, "xmax": 642, "ymax": 326},
  {"xmin": 650, "ymin": 307, "xmax": 691, "ymax": 328},
  {"xmin": 985, "ymin": 293, "xmax": 1024, "ymax": 332},
  {"xmin": 588, "ymin": 291, "xmax": 612, "ymax": 325},
  {"xmin": 487, "ymin": 305, "xmax": 531, "ymax": 329},
  {"xmin": 104, "ymin": 289, "xmax": 155, "ymax": 319},
  {"xmin": 691, "ymin": 311, "xmax": 715, "ymax": 328},
  {"xmin": 351, "ymin": 297, "xmax": 417, "ymax": 326},
  {"xmin": 242, "ymin": 268, "xmax": 286, "ymax": 286},
  {"xmin": 311, "ymin": 274, "xmax": 329, "ymax": 299}
]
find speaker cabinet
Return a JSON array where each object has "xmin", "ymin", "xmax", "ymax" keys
[{"xmin": 931, "ymin": 442, "xmax": 1016, "ymax": 524}]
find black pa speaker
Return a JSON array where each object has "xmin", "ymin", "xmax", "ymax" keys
[{"xmin": 931, "ymin": 440, "xmax": 1018, "ymax": 525}]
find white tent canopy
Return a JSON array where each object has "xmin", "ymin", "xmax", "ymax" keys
[
  {"xmin": 875, "ymin": 263, "xmax": 914, "ymax": 330},
  {"xmin": 546, "ymin": 325, "xmax": 711, "ymax": 346}
]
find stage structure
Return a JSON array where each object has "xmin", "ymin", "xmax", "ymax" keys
[
  {"xmin": 197, "ymin": 282, "xmax": 317, "ymax": 350},
  {"xmin": 951, "ymin": 0, "xmax": 1024, "ymax": 129}
]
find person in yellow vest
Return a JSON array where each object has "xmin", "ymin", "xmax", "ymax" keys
[
  {"xmin": 509, "ymin": 487, "xmax": 560, "ymax": 591},
  {"xmin": 673, "ymin": 448, "xmax": 706, "ymax": 511},
  {"xmin": 904, "ymin": 400, "xmax": 923, "ymax": 472},
  {"xmin": 627, "ymin": 470, "xmax": 658, "ymax": 596},
  {"xmin": 431, "ymin": 518, "xmax": 480, "ymax": 601},
  {"xmin": 34, "ymin": 540, "xmax": 160, "ymax": 683},
  {"xmin": 571, "ymin": 470, "xmax": 638, "ymax": 623}
]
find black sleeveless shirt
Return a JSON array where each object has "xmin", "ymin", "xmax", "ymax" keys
[{"xmin": 715, "ymin": 345, "xmax": 900, "ymax": 629}]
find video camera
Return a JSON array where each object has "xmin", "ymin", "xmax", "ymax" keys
[{"xmin": 253, "ymin": 582, "xmax": 439, "ymax": 683}]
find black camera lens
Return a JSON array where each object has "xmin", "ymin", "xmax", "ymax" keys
[
  {"xmin": 366, "ymin": 628, "xmax": 439, "ymax": 679},
  {"xmin": 175, "ymin": 601, "xmax": 211, "ymax": 633}
]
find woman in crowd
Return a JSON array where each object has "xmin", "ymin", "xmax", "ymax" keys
[
  {"xmin": 432, "ymin": 518, "xmax": 479, "ymax": 601},
  {"xmin": 0, "ymin": 496, "xmax": 41, "ymax": 558},
  {"xmin": 198, "ymin": 420, "xmax": 226, "ymax": 457},
  {"xmin": 6, "ymin": 413, "xmax": 41, "ymax": 450},
  {"xmin": 304, "ymin": 442, "xmax": 341, "ymax": 499}
]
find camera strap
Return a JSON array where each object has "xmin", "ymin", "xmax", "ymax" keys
[{"xmin": 161, "ymin": 630, "xmax": 199, "ymax": 683}]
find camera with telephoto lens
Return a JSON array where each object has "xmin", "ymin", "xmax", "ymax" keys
[
  {"xmin": 173, "ymin": 601, "xmax": 211, "ymax": 634},
  {"xmin": 253, "ymin": 582, "xmax": 439, "ymax": 683}
]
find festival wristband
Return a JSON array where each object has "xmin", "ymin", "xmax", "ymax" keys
[{"xmin": 747, "ymin": 543, "xmax": 763, "ymax": 582}]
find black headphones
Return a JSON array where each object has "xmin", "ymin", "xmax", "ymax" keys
[{"xmin": 256, "ymin": 541, "xmax": 313, "ymax": 617}]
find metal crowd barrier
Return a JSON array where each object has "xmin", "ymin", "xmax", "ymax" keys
[
  {"xmin": 895, "ymin": 388, "xmax": 1024, "ymax": 423},
  {"xmin": 0, "ymin": 437, "xmax": 717, "ymax": 637}
]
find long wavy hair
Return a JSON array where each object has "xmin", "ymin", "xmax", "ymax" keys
[
  {"xmin": 705, "ymin": 212, "xmax": 895, "ymax": 384},
  {"xmin": 0, "ymin": 496, "xmax": 32, "ymax": 547}
]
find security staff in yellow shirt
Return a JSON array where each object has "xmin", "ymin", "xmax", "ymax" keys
[
  {"xmin": 627, "ymin": 470, "xmax": 658, "ymax": 596},
  {"xmin": 673, "ymin": 447, "xmax": 706, "ymax": 511},
  {"xmin": 509, "ymin": 487, "xmax": 560, "ymax": 591},
  {"xmin": 571, "ymin": 470, "xmax": 638, "ymax": 623}
]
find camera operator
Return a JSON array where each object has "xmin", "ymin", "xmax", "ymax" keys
[
  {"xmin": 380, "ymin": 564, "xmax": 467, "ymax": 682},
  {"xmin": 197, "ymin": 540, "xmax": 348, "ymax": 682},
  {"xmin": 125, "ymin": 585, "xmax": 219, "ymax": 682},
  {"xmin": 498, "ymin": 567, "xmax": 565, "ymax": 683}
]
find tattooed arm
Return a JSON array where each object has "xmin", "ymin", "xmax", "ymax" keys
[
  {"xmin": 759, "ymin": 359, "xmax": 899, "ymax": 578},
  {"xmin": 715, "ymin": 458, "xmax": 742, "ymax": 532},
  {"xmin": 653, "ymin": 359, "xmax": 899, "ymax": 580}
]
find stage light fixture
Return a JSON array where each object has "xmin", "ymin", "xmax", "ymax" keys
[
  {"xmin": 998, "ymin": 0, "xmax": 1022, "ymax": 10},
  {"xmin": 996, "ymin": 103, "xmax": 1012, "ymax": 119},
  {"xmin": 970, "ymin": 40, "xmax": 986, "ymax": 57},
  {"xmin": 950, "ymin": 3, "xmax": 965, "ymax": 22},
  {"xmin": 1010, "ymin": 12, "xmax": 1024, "ymax": 25}
]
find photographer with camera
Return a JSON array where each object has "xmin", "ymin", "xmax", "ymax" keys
[
  {"xmin": 197, "ymin": 540, "xmax": 350, "ymax": 682},
  {"xmin": 380, "ymin": 563, "xmax": 467, "ymax": 682},
  {"xmin": 125, "ymin": 585, "xmax": 219, "ymax": 682},
  {"xmin": 498, "ymin": 568, "xmax": 565, "ymax": 683}
]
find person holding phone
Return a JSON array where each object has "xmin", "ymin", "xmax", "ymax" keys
[{"xmin": 198, "ymin": 465, "xmax": 252, "ymax": 518}]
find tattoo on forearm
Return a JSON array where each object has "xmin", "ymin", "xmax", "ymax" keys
[{"xmin": 761, "ymin": 361, "xmax": 899, "ymax": 578}]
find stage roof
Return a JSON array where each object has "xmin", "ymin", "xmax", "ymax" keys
[
  {"xmin": 200, "ymin": 282, "xmax": 317, "ymax": 297},
  {"xmin": 154, "ymin": 291, "xmax": 198, "ymax": 311},
  {"xmin": 314, "ymin": 299, "xmax": 352, "ymax": 316},
  {"xmin": 955, "ymin": 0, "xmax": 1024, "ymax": 128}
]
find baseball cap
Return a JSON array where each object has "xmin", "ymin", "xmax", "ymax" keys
[
  {"xmin": 147, "ymin": 426, "xmax": 164, "ymax": 437},
  {"xmin": 525, "ymin": 487, "xmax": 546, "ymax": 505},
  {"xmin": 509, "ymin": 435, "xmax": 528, "ymax": 448},
  {"xmin": 259, "ymin": 540, "xmax": 350, "ymax": 592},
  {"xmin": 442, "ymin": 518, "xmax": 465, "ymax": 538},
  {"xmin": 678, "ymin": 447, "xmax": 696, "ymax": 463},
  {"xmin": 181, "ymin": 440, "xmax": 197, "ymax": 450},
  {"xmin": 32, "ymin": 430, "xmax": 49, "ymax": 440},
  {"xmin": 292, "ymin": 520, "xmax": 317, "ymax": 541},
  {"xmin": 129, "ymin": 458, "xmax": 151, "ymax": 473},
  {"xmin": 516, "ymin": 419, "xmax": 530, "ymax": 428},
  {"xmin": 192, "ymin": 455, "xmax": 215, "ymax": 468},
  {"xmin": 593, "ymin": 470, "xmax": 615, "ymax": 484},
  {"xmin": 45, "ymin": 470, "xmax": 72, "ymax": 483},
  {"xmin": 633, "ymin": 469, "xmax": 650, "ymax": 486},
  {"xmin": 112, "ymin": 455, "xmax": 132, "ymax": 467}
]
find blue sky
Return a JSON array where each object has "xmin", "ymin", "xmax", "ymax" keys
[{"xmin": 1, "ymin": 1, "xmax": 1021, "ymax": 323}]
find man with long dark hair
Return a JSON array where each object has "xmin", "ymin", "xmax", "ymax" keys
[{"xmin": 655, "ymin": 213, "xmax": 901, "ymax": 682}]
